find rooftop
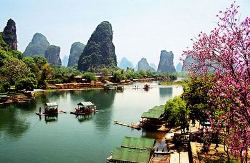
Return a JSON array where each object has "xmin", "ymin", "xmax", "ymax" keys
[
  {"xmin": 77, "ymin": 101, "xmax": 95, "ymax": 106},
  {"xmin": 110, "ymin": 147, "xmax": 151, "ymax": 163},
  {"xmin": 121, "ymin": 136, "xmax": 155, "ymax": 150},
  {"xmin": 141, "ymin": 105, "xmax": 165, "ymax": 119},
  {"xmin": 45, "ymin": 102, "xmax": 58, "ymax": 107}
]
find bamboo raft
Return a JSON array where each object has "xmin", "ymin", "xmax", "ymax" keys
[{"xmin": 114, "ymin": 120, "xmax": 141, "ymax": 130}]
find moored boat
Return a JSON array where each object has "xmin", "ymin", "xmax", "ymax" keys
[
  {"xmin": 143, "ymin": 84, "xmax": 150, "ymax": 91},
  {"xmin": 116, "ymin": 85, "xmax": 124, "ymax": 92},
  {"xmin": 70, "ymin": 101, "xmax": 96, "ymax": 115},
  {"xmin": 36, "ymin": 102, "xmax": 59, "ymax": 116},
  {"xmin": 104, "ymin": 83, "xmax": 117, "ymax": 90}
]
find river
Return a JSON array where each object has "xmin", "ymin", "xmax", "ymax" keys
[{"xmin": 0, "ymin": 82, "xmax": 183, "ymax": 163}]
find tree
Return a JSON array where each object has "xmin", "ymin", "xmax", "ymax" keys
[
  {"xmin": 184, "ymin": 3, "xmax": 250, "ymax": 161},
  {"xmin": 33, "ymin": 56, "xmax": 47, "ymax": 69},
  {"xmin": 15, "ymin": 77, "xmax": 37, "ymax": 91},
  {"xmin": 113, "ymin": 69, "xmax": 126, "ymax": 83},
  {"xmin": 38, "ymin": 63, "xmax": 53, "ymax": 89},
  {"xmin": 83, "ymin": 72, "xmax": 96, "ymax": 82},
  {"xmin": 0, "ymin": 77, "xmax": 10, "ymax": 92},
  {"xmin": 51, "ymin": 66, "xmax": 81, "ymax": 83},
  {"xmin": 182, "ymin": 75, "xmax": 214, "ymax": 122},
  {"xmin": 164, "ymin": 96, "xmax": 188, "ymax": 128},
  {"xmin": 22, "ymin": 57, "xmax": 39, "ymax": 77},
  {"xmin": 0, "ymin": 57, "xmax": 30, "ymax": 85}
]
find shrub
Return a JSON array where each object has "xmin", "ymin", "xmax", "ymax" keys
[{"xmin": 15, "ymin": 78, "xmax": 37, "ymax": 91}]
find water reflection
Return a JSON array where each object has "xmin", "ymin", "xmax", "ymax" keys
[
  {"xmin": 159, "ymin": 87, "xmax": 173, "ymax": 99},
  {"xmin": 75, "ymin": 114, "xmax": 93, "ymax": 123},
  {"xmin": 0, "ymin": 105, "xmax": 29, "ymax": 139},
  {"xmin": 67, "ymin": 89, "xmax": 116, "ymax": 130},
  {"xmin": 16, "ymin": 101, "xmax": 38, "ymax": 115},
  {"xmin": 81, "ymin": 90, "xmax": 116, "ymax": 130},
  {"xmin": 44, "ymin": 115, "xmax": 58, "ymax": 123}
]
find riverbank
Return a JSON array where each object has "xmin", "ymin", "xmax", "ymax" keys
[
  {"xmin": 0, "ymin": 92, "xmax": 34, "ymax": 105},
  {"xmin": 159, "ymin": 80, "xmax": 185, "ymax": 86},
  {"xmin": 0, "ymin": 79, "xmax": 173, "ymax": 106}
]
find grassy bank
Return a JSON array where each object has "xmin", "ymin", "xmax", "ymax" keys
[{"xmin": 159, "ymin": 80, "xmax": 186, "ymax": 86}]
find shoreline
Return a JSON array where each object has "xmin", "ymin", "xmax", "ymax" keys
[{"xmin": 0, "ymin": 80, "xmax": 178, "ymax": 106}]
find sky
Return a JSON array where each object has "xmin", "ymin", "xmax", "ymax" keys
[{"xmin": 0, "ymin": 0, "xmax": 249, "ymax": 66}]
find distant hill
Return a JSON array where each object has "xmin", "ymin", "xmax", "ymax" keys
[
  {"xmin": 118, "ymin": 57, "xmax": 133, "ymax": 69},
  {"xmin": 23, "ymin": 33, "xmax": 50, "ymax": 57},
  {"xmin": 24, "ymin": 33, "xmax": 62, "ymax": 66},
  {"xmin": 78, "ymin": 21, "xmax": 117, "ymax": 71},
  {"xmin": 45, "ymin": 45, "xmax": 62, "ymax": 66},
  {"xmin": 2, "ymin": 19, "xmax": 17, "ymax": 50},
  {"xmin": 68, "ymin": 42, "xmax": 85, "ymax": 67},
  {"xmin": 176, "ymin": 62, "xmax": 183, "ymax": 72},
  {"xmin": 137, "ymin": 58, "xmax": 155, "ymax": 71},
  {"xmin": 157, "ymin": 50, "xmax": 176, "ymax": 73}
]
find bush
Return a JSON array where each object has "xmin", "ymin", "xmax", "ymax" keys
[
  {"xmin": 83, "ymin": 72, "xmax": 96, "ymax": 82},
  {"xmin": 15, "ymin": 78, "xmax": 37, "ymax": 91},
  {"xmin": 37, "ymin": 80, "xmax": 47, "ymax": 89},
  {"xmin": 112, "ymin": 69, "xmax": 126, "ymax": 82},
  {"xmin": 0, "ymin": 81, "xmax": 10, "ymax": 93},
  {"xmin": 164, "ymin": 96, "xmax": 188, "ymax": 127}
]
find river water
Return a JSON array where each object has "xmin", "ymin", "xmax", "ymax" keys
[{"xmin": 0, "ymin": 82, "xmax": 183, "ymax": 163}]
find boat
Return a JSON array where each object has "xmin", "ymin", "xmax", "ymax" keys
[
  {"xmin": 70, "ymin": 101, "xmax": 96, "ymax": 115},
  {"xmin": 104, "ymin": 83, "xmax": 117, "ymax": 90},
  {"xmin": 143, "ymin": 84, "xmax": 150, "ymax": 91},
  {"xmin": 36, "ymin": 102, "xmax": 59, "ymax": 116},
  {"xmin": 116, "ymin": 85, "xmax": 124, "ymax": 92}
]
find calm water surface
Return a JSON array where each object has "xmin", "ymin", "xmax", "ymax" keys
[{"xmin": 0, "ymin": 82, "xmax": 182, "ymax": 163}]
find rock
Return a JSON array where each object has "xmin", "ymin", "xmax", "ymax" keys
[
  {"xmin": 68, "ymin": 42, "xmax": 85, "ymax": 67},
  {"xmin": 78, "ymin": 21, "xmax": 117, "ymax": 71},
  {"xmin": 45, "ymin": 45, "xmax": 61, "ymax": 66},
  {"xmin": 23, "ymin": 33, "xmax": 50, "ymax": 57},
  {"xmin": 182, "ymin": 55, "xmax": 196, "ymax": 72},
  {"xmin": 157, "ymin": 50, "xmax": 176, "ymax": 73},
  {"xmin": 2, "ymin": 19, "xmax": 17, "ymax": 50},
  {"xmin": 176, "ymin": 62, "xmax": 183, "ymax": 72},
  {"xmin": 137, "ymin": 58, "xmax": 155, "ymax": 71},
  {"xmin": 118, "ymin": 57, "xmax": 133, "ymax": 69}
]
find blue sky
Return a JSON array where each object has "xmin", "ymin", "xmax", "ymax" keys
[{"xmin": 0, "ymin": 0, "xmax": 249, "ymax": 66}]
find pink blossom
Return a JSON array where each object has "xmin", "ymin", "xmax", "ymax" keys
[{"xmin": 184, "ymin": 2, "xmax": 250, "ymax": 159}]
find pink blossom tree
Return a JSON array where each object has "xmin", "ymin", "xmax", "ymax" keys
[{"xmin": 184, "ymin": 2, "xmax": 250, "ymax": 161}]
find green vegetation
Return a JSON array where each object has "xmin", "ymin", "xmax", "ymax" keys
[
  {"xmin": 182, "ymin": 75, "xmax": 214, "ymax": 122},
  {"xmin": 164, "ymin": 96, "xmax": 188, "ymax": 127},
  {"xmin": 15, "ymin": 77, "xmax": 37, "ymax": 91},
  {"xmin": 82, "ymin": 72, "xmax": 97, "ymax": 82},
  {"xmin": 0, "ymin": 32, "xmax": 8, "ymax": 50},
  {"xmin": 159, "ymin": 80, "xmax": 185, "ymax": 86},
  {"xmin": 163, "ymin": 75, "xmax": 215, "ymax": 127},
  {"xmin": 0, "ymin": 30, "xmax": 178, "ymax": 93},
  {"xmin": 50, "ymin": 66, "xmax": 81, "ymax": 83}
]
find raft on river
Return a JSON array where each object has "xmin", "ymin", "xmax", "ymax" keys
[
  {"xmin": 70, "ymin": 101, "xmax": 96, "ymax": 115},
  {"xmin": 36, "ymin": 102, "xmax": 66, "ymax": 116}
]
